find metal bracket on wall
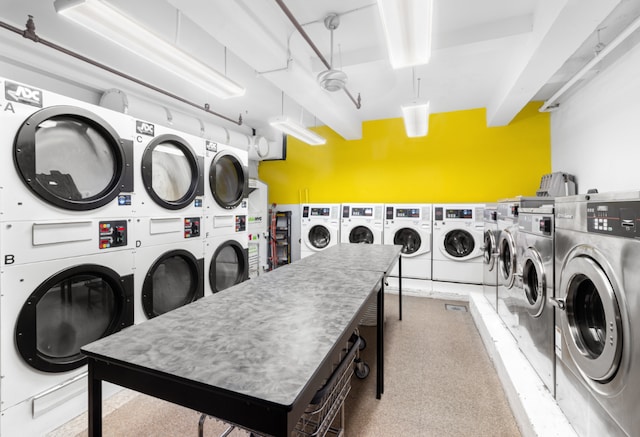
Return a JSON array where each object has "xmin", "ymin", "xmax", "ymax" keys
[{"xmin": 0, "ymin": 15, "xmax": 244, "ymax": 127}]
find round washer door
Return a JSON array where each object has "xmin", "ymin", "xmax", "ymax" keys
[
  {"xmin": 141, "ymin": 134, "xmax": 202, "ymax": 210},
  {"xmin": 14, "ymin": 105, "xmax": 132, "ymax": 210},
  {"xmin": 350, "ymin": 226, "xmax": 374, "ymax": 244},
  {"xmin": 394, "ymin": 228, "xmax": 422, "ymax": 256},
  {"xmin": 560, "ymin": 254, "xmax": 623, "ymax": 383},
  {"xmin": 209, "ymin": 150, "xmax": 248, "ymax": 209},
  {"xmin": 442, "ymin": 229, "xmax": 475, "ymax": 259},
  {"xmin": 521, "ymin": 247, "xmax": 546, "ymax": 318},
  {"xmin": 15, "ymin": 264, "xmax": 133, "ymax": 373},
  {"xmin": 498, "ymin": 229, "xmax": 517, "ymax": 288},
  {"xmin": 142, "ymin": 250, "xmax": 203, "ymax": 319},
  {"xmin": 209, "ymin": 240, "xmax": 248, "ymax": 293},
  {"xmin": 308, "ymin": 225, "xmax": 331, "ymax": 249},
  {"xmin": 483, "ymin": 229, "xmax": 497, "ymax": 271}
]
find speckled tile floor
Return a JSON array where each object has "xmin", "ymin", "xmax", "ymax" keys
[{"xmin": 50, "ymin": 294, "xmax": 520, "ymax": 437}]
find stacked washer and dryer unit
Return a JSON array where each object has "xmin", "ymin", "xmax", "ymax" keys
[
  {"xmin": 0, "ymin": 77, "xmax": 136, "ymax": 435},
  {"xmin": 553, "ymin": 192, "xmax": 640, "ymax": 437}
]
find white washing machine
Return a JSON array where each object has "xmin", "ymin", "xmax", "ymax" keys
[
  {"xmin": 133, "ymin": 216, "xmax": 204, "ymax": 324},
  {"xmin": 300, "ymin": 203, "xmax": 341, "ymax": 259},
  {"xmin": 383, "ymin": 204, "xmax": 432, "ymax": 279},
  {"xmin": 133, "ymin": 119, "xmax": 205, "ymax": 216},
  {"xmin": 204, "ymin": 233, "xmax": 248, "ymax": 295},
  {"xmin": 482, "ymin": 204, "xmax": 500, "ymax": 311},
  {"xmin": 553, "ymin": 192, "xmax": 640, "ymax": 437},
  {"xmin": 0, "ymin": 77, "xmax": 134, "ymax": 223},
  {"xmin": 0, "ymin": 250, "xmax": 134, "ymax": 428},
  {"xmin": 432, "ymin": 204, "xmax": 485, "ymax": 284},
  {"xmin": 340, "ymin": 203, "xmax": 384, "ymax": 245},
  {"xmin": 204, "ymin": 140, "xmax": 249, "ymax": 238}
]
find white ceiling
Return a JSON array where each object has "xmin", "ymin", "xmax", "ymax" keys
[{"xmin": 1, "ymin": 0, "xmax": 640, "ymax": 141}]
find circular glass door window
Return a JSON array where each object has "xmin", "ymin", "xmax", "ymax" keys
[
  {"xmin": 522, "ymin": 249, "xmax": 545, "ymax": 317},
  {"xmin": 14, "ymin": 107, "xmax": 130, "ymax": 210},
  {"xmin": 15, "ymin": 265, "xmax": 133, "ymax": 373},
  {"xmin": 141, "ymin": 134, "xmax": 201, "ymax": 210},
  {"xmin": 394, "ymin": 228, "xmax": 421, "ymax": 254},
  {"xmin": 350, "ymin": 226, "xmax": 374, "ymax": 244},
  {"xmin": 142, "ymin": 250, "xmax": 203, "ymax": 318},
  {"xmin": 443, "ymin": 229, "xmax": 474, "ymax": 257},
  {"xmin": 210, "ymin": 241, "xmax": 247, "ymax": 293},
  {"xmin": 210, "ymin": 152, "xmax": 247, "ymax": 209},
  {"xmin": 483, "ymin": 230, "xmax": 496, "ymax": 269},
  {"xmin": 309, "ymin": 225, "xmax": 331, "ymax": 249}
]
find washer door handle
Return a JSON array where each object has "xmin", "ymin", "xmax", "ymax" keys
[{"xmin": 549, "ymin": 297, "xmax": 566, "ymax": 311}]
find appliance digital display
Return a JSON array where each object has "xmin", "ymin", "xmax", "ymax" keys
[
  {"xmin": 352, "ymin": 207, "xmax": 373, "ymax": 217},
  {"xmin": 310, "ymin": 207, "xmax": 330, "ymax": 216},
  {"xmin": 396, "ymin": 208, "xmax": 420, "ymax": 218},
  {"xmin": 446, "ymin": 209, "xmax": 473, "ymax": 219}
]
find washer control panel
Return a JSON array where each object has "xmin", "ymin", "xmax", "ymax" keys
[
  {"xmin": 587, "ymin": 201, "xmax": 640, "ymax": 238},
  {"xmin": 184, "ymin": 217, "xmax": 200, "ymax": 238},
  {"xmin": 99, "ymin": 220, "xmax": 127, "ymax": 249}
]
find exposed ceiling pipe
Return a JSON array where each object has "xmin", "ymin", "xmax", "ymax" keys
[
  {"xmin": 0, "ymin": 15, "xmax": 244, "ymax": 126},
  {"xmin": 540, "ymin": 13, "xmax": 640, "ymax": 112},
  {"xmin": 274, "ymin": 0, "xmax": 362, "ymax": 109}
]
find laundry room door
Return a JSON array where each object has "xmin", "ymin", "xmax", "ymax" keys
[
  {"xmin": 209, "ymin": 240, "xmax": 248, "ymax": 293},
  {"xmin": 13, "ymin": 106, "xmax": 133, "ymax": 210},
  {"xmin": 209, "ymin": 150, "xmax": 248, "ymax": 209}
]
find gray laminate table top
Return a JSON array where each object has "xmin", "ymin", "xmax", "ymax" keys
[{"xmin": 293, "ymin": 243, "xmax": 402, "ymax": 273}]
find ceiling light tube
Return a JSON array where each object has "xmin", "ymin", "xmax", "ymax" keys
[
  {"xmin": 401, "ymin": 102, "xmax": 430, "ymax": 137},
  {"xmin": 269, "ymin": 116, "xmax": 326, "ymax": 146},
  {"xmin": 54, "ymin": 0, "xmax": 245, "ymax": 99},
  {"xmin": 377, "ymin": 0, "xmax": 434, "ymax": 69}
]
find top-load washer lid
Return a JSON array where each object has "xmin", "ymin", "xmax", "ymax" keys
[
  {"xmin": 209, "ymin": 240, "xmax": 248, "ymax": 293},
  {"xmin": 141, "ymin": 134, "xmax": 204, "ymax": 210},
  {"xmin": 15, "ymin": 264, "xmax": 133, "ymax": 373},
  {"xmin": 14, "ymin": 105, "xmax": 133, "ymax": 211},
  {"xmin": 308, "ymin": 224, "xmax": 331, "ymax": 249},
  {"xmin": 209, "ymin": 150, "xmax": 249, "ymax": 209},
  {"xmin": 443, "ymin": 229, "xmax": 475, "ymax": 258},
  {"xmin": 350, "ymin": 225, "xmax": 374, "ymax": 244},
  {"xmin": 394, "ymin": 228, "xmax": 422, "ymax": 255}
]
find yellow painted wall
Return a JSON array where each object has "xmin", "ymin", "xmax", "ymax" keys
[{"xmin": 258, "ymin": 102, "xmax": 550, "ymax": 204}]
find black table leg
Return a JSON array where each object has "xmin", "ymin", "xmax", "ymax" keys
[
  {"xmin": 376, "ymin": 279, "xmax": 385, "ymax": 399},
  {"xmin": 88, "ymin": 359, "xmax": 102, "ymax": 437},
  {"xmin": 398, "ymin": 255, "xmax": 402, "ymax": 321}
]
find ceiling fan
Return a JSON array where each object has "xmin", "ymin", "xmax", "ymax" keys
[{"xmin": 317, "ymin": 13, "xmax": 347, "ymax": 92}]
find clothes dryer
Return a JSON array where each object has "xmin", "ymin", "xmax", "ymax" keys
[
  {"xmin": 0, "ymin": 77, "xmax": 134, "ymax": 223},
  {"xmin": 482, "ymin": 205, "xmax": 499, "ymax": 311},
  {"xmin": 133, "ymin": 216, "xmax": 204, "ymax": 324},
  {"xmin": 301, "ymin": 203, "xmax": 341, "ymax": 259},
  {"xmin": 553, "ymin": 192, "xmax": 640, "ymax": 437},
  {"xmin": 204, "ymin": 232, "xmax": 249, "ymax": 295},
  {"xmin": 204, "ymin": 140, "xmax": 249, "ymax": 238},
  {"xmin": 340, "ymin": 204, "xmax": 384, "ymax": 245},
  {"xmin": 383, "ymin": 204, "xmax": 432, "ymax": 279},
  {"xmin": 133, "ymin": 119, "xmax": 204, "ymax": 216},
  {"xmin": 514, "ymin": 205, "xmax": 555, "ymax": 395},
  {"xmin": 432, "ymin": 204, "xmax": 485, "ymax": 284}
]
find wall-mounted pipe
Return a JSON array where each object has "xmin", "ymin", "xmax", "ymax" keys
[
  {"xmin": 0, "ymin": 16, "xmax": 244, "ymax": 126},
  {"xmin": 274, "ymin": 0, "xmax": 362, "ymax": 109},
  {"xmin": 540, "ymin": 13, "xmax": 640, "ymax": 112}
]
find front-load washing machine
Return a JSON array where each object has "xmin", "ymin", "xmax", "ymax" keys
[
  {"xmin": 133, "ymin": 216, "xmax": 204, "ymax": 323},
  {"xmin": 133, "ymin": 119, "xmax": 204, "ymax": 216},
  {"xmin": 496, "ymin": 199, "xmax": 520, "ymax": 334},
  {"xmin": 300, "ymin": 203, "xmax": 341, "ymax": 259},
  {"xmin": 204, "ymin": 232, "xmax": 248, "ymax": 295},
  {"xmin": 432, "ymin": 204, "xmax": 485, "ymax": 284},
  {"xmin": 340, "ymin": 203, "xmax": 384, "ymax": 245},
  {"xmin": 383, "ymin": 204, "xmax": 432, "ymax": 279},
  {"xmin": 514, "ymin": 205, "xmax": 555, "ymax": 396},
  {"xmin": 0, "ymin": 77, "xmax": 134, "ymax": 223},
  {"xmin": 553, "ymin": 192, "xmax": 640, "ymax": 437},
  {"xmin": 0, "ymin": 250, "xmax": 134, "ymax": 433},
  {"xmin": 482, "ymin": 204, "xmax": 500, "ymax": 311},
  {"xmin": 204, "ymin": 140, "xmax": 249, "ymax": 238}
]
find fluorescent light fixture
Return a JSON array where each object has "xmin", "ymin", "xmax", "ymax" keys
[
  {"xmin": 269, "ymin": 116, "xmax": 326, "ymax": 146},
  {"xmin": 401, "ymin": 102, "xmax": 430, "ymax": 137},
  {"xmin": 54, "ymin": 0, "xmax": 245, "ymax": 99},
  {"xmin": 377, "ymin": 0, "xmax": 434, "ymax": 69}
]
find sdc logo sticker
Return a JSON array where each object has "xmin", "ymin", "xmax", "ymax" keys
[
  {"xmin": 136, "ymin": 120, "xmax": 155, "ymax": 136},
  {"xmin": 5, "ymin": 81, "xmax": 43, "ymax": 107}
]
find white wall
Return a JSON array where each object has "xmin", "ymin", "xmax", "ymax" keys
[{"xmin": 552, "ymin": 38, "xmax": 640, "ymax": 193}]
